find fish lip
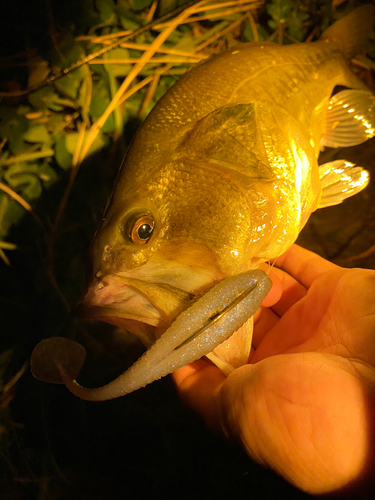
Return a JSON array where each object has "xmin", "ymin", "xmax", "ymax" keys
[{"xmin": 78, "ymin": 274, "xmax": 193, "ymax": 343}]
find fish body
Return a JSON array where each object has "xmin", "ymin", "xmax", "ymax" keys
[{"xmin": 81, "ymin": 6, "xmax": 374, "ymax": 376}]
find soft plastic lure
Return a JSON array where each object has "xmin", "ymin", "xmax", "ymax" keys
[{"xmin": 31, "ymin": 269, "xmax": 272, "ymax": 400}]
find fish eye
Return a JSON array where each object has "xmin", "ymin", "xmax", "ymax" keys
[{"xmin": 127, "ymin": 213, "xmax": 155, "ymax": 245}]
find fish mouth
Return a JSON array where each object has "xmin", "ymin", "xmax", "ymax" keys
[{"xmin": 78, "ymin": 274, "xmax": 193, "ymax": 346}]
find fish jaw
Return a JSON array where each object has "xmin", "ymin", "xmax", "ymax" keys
[
  {"xmin": 79, "ymin": 273, "xmax": 194, "ymax": 346},
  {"xmin": 81, "ymin": 239, "xmax": 228, "ymax": 346}
]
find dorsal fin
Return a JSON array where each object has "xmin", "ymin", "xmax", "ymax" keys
[{"xmin": 320, "ymin": 5, "xmax": 374, "ymax": 59}]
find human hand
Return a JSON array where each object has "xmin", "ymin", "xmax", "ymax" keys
[{"xmin": 172, "ymin": 244, "xmax": 375, "ymax": 496}]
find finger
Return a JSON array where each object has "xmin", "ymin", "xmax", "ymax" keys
[
  {"xmin": 252, "ymin": 307, "xmax": 280, "ymax": 350},
  {"xmin": 271, "ymin": 267, "xmax": 307, "ymax": 317},
  {"xmin": 272, "ymin": 244, "xmax": 340, "ymax": 289},
  {"xmin": 172, "ymin": 360, "xmax": 226, "ymax": 430},
  {"xmin": 258, "ymin": 267, "xmax": 282, "ymax": 307}
]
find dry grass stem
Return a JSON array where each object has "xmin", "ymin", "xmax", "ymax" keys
[
  {"xmin": 2, "ymin": 361, "xmax": 28, "ymax": 395},
  {"xmin": 146, "ymin": 1, "xmax": 158, "ymax": 22},
  {"xmin": 120, "ymin": 42, "xmax": 209, "ymax": 58},
  {"xmin": 138, "ymin": 70, "xmax": 162, "ymax": 116},
  {"xmin": 72, "ymin": 121, "xmax": 87, "ymax": 168},
  {"xmin": 0, "ymin": 248, "xmax": 10, "ymax": 266},
  {"xmin": 246, "ymin": 11, "xmax": 259, "ymax": 42},
  {"xmin": 352, "ymin": 55, "xmax": 375, "ymax": 70},
  {"xmin": 2, "ymin": 149, "xmax": 54, "ymax": 166},
  {"xmin": 195, "ymin": 13, "xmax": 248, "ymax": 52},
  {"xmin": 305, "ymin": 25, "xmax": 318, "ymax": 43},
  {"xmin": 118, "ymin": 65, "xmax": 173, "ymax": 106},
  {"xmin": 89, "ymin": 56, "xmax": 203, "ymax": 64},
  {"xmin": 156, "ymin": 2, "xmax": 262, "ymax": 28},
  {"xmin": 0, "ymin": 182, "xmax": 43, "ymax": 227},
  {"xmin": 78, "ymin": 0, "xmax": 210, "ymax": 163},
  {"xmin": 194, "ymin": 0, "xmax": 258, "ymax": 12}
]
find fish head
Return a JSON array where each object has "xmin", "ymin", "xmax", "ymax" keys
[
  {"xmin": 81, "ymin": 100, "xmax": 320, "ymax": 346},
  {"xmin": 82, "ymin": 137, "xmax": 261, "ymax": 342}
]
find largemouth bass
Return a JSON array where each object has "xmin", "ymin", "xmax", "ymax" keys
[{"xmin": 31, "ymin": 5, "xmax": 375, "ymax": 399}]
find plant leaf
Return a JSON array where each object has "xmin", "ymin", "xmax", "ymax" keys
[
  {"xmin": 55, "ymin": 136, "xmax": 73, "ymax": 170},
  {"xmin": 65, "ymin": 130, "xmax": 106, "ymax": 156},
  {"xmin": 23, "ymin": 125, "xmax": 50, "ymax": 144}
]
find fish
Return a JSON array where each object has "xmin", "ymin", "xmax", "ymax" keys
[{"xmin": 31, "ymin": 5, "xmax": 375, "ymax": 400}]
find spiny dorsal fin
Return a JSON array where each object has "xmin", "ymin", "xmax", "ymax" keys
[{"xmin": 320, "ymin": 4, "xmax": 374, "ymax": 59}]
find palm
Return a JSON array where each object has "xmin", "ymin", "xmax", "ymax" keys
[
  {"xmin": 252, "ymin": 264, "xmax": 375, "ymax": 365},
  {"xmin": 173, "ymin": 245, "xmax": 375, "ymax": 495}
]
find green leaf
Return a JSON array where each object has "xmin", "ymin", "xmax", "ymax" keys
[
  {"xmin": 0, "ymin": 108, "xmax": 29, "ymax": 155},
  {"xmin": 38, "ymin": 162, "xmax": 58, "ymax": 188},
  {"xmin": 23, "ymin": 125, "xmax": 50, "ymax": 144},
  {"xmin": 54, "ymin": 68, "xmax": 85, "ymax": 100},
  {"xmin": 51, "ymin": 34, "xmax": 86, "ymax": 70},
  {"xmin": 65, "ymin": 130, "xmax": 106, "ymax": 157},
  {"xmin": 158, "ymin": 0, "xmax": 177, "ymax": 16},
  {"xmin": 28, "ymin": 86, "xmax": 57, "ymax": 111},
  {"xmin": 28, "ymin": 56, "xmax": 50, "ymax": 89},
  {"xmin": 55, "ymin": 136, "xmax": 73, "ymax": 170},
  {"xmin": 0, "ymin": 194, "xmax": 24, "ymax": 240},
  {"xmin": 104, "ymin": 48, "xmax": 132, "ymax": 77},
  {"xmin": 287, "ymin": 11, "xmax": 309, "ymax": 42},
  {"xmin": 3, "ymin": 163, "xmax": 43, "ymax": 201},
  {"xmin": 242, "ymin": 21, "xmax": 267, "ymax": 42},
  {"xmin": 96, "ymin": 0, "xmax": 115, "ymax": 22},
  {"xmin": 117, "ymin": 7, "xmax": 143, "ymax": 30},
  {"xmin": 89, "ymin": 80, "xmax": 115, "ymax": 133},
  {"xmin": 120, "ymin": 0, "xmax": 154, "ymax": 12}
]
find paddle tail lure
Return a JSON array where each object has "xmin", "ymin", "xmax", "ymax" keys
[{"xmin": 31, "ymin": 269, "xmax": 272, "ymax": 401}]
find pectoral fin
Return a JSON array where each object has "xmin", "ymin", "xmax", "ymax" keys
[
  {"xmin": 208, "ymin": 316, "xmax": 253, "ymax": 375},
  {"xmin": 321, "ymin": 89, "xmax": 375, "ymax": 149},
  {"xmin": 317, "ymin": 160, "xmax": 369, "ymax": 208}
]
